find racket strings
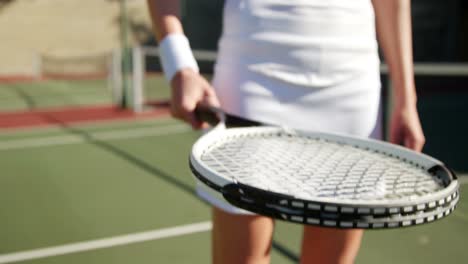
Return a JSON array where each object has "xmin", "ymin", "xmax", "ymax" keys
[{"xmin": 201, "ymin": 132, "xmax": 445, "ymax": 202}]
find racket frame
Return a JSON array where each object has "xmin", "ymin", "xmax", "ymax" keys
[{"xmin": 190, "ymin": 124, "xmax": 459, "ymax": 229}]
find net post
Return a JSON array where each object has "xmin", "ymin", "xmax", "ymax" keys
[
  {"xmin": 106, "ymin": 52, "xmax": 113, "ymax": 95},
  {"xmin": 132, "ymin": 45, "xmax": 144, "ymax": 112},
  {"xmin": 119, "ymin": 0, "xmax": 132, "ymax": 109},
  {"xmin": 111, "ymin": 48, "xmax": 123, "ymax": 105}
]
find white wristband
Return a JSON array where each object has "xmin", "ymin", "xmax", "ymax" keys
[{"xmin": 159, "ymin": 34, "xmax": 199, "ymax": 82}]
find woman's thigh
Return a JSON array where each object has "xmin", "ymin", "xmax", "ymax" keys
[
  {"xmin": 300, "ymin": 226, "xmax": 364, "ymax": 264},
  {"xmin": 212, "ymin": 207, "xmax": 274, "ymax": 264}
]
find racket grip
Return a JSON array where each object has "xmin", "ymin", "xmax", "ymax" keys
[{"xmin": 195, "ymin": 105, "xmax": 224, "ymax": 126}]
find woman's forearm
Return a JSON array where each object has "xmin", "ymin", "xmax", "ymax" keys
[
  {"xmin": 147, "ymin": 0, "xmax": 184, "ymax": 40},
  {"xmin": 372, "ymin": 0, "xmax": 416, "ymax": 107}
]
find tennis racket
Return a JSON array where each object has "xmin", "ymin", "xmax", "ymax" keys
[{"xmin": 189, "ymin": 106, "xmax": 459, "ymax": 229}]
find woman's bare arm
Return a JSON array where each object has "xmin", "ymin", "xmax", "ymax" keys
[
  {"xmin": 372, "ymin": 0, "xmax": 425, "ymax": 151},
  {"xmin": 147, "ymin": 0, "xmax": 183, "ymax": 40}
]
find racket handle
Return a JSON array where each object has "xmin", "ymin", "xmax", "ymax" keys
[{"xmin": 195, "ymin": 105, "xmax": 225, "ymax": 126}]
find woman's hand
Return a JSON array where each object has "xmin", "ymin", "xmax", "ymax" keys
[
  {"xmin": 170, "ymin": 68, "xmax": 220, "ymax": 129},
  {"xmin": 389, "ymin": 103, "xmax": 425, "ymax": 152}
]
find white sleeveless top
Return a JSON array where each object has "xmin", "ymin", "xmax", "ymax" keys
[{"xmin": 211, "ymin": 0, "xmax": 381, "ymax": 137}]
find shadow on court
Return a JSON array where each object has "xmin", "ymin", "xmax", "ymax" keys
[{"xmin": 45, "ymin": 116, "xmax": 300, "ymax": 262}]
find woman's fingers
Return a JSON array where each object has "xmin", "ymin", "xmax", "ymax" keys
[
  {"xmin": 203, "ymin": 83, "xmax": 221, "ymax": 107},
  {"xmin": 389, "ymin": 106, "xmax": 425, "ymax": 152},
  {"xmin": 169, "ymin": 69, "xmax": 219, "ymax": 129},
  {"xmin": 403, "ymin": 127, "xmax": 425, "ymax": 152}
]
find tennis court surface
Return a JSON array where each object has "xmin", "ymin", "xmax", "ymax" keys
[{"xmin": 0, "ymin": 115, "xmax": 467, "ymax": 264}]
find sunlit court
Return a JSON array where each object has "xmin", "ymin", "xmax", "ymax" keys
[{"xmin": 0, "ymin": 1, "xmax": 467, "ymax": 263}]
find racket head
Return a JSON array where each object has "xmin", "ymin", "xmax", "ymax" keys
[{"xmin": 190, "ymin": 125, "xmax": 459, "ymax": 228}]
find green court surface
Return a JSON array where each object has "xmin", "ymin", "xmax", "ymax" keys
[
  {"xmin": 0, "ymin": 117, "xmax": 467, "ymax": 264},
  {"xmin": 0, "ymin": 75, "xmax": 169, "ymax": 112},
  {"xmin": 0, "ymin": 79, "xmax": 112, "ymax": 112}
]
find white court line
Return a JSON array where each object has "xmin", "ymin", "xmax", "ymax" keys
[
  {"xmin": 0, "ymin": 124, "xmax": 191, "ymax": 150},
  {"xmin": 0, "ymin": 221, "xmax": 212, "ymax": 264}
]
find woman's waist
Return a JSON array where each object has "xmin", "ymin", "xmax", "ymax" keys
[{"xmin": 215, "ymin": 38, "xmax": 380, "ymax": 87}]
